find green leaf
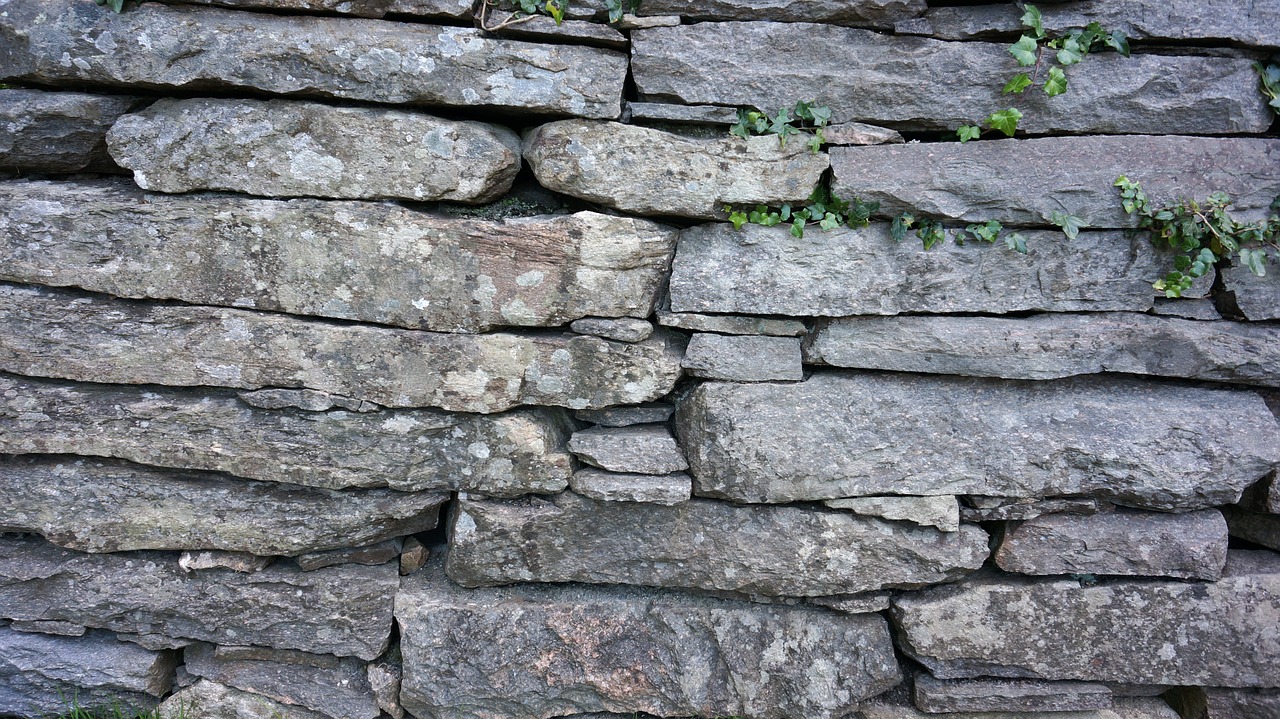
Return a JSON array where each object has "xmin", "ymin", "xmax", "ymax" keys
[
  {"xmin": 1240, "ymin": 247, "xmax": 1268, "ymax": 277},
  {"xmin": 544, "ymin": 0, "xmax": 564, "ymax": 24},
  {"xmin": 918, "ymin": 220, "xmax": 947, "ymax": 250},
  {"xmin": 1002, "ymin": 73, "xmax": 1033, "ymax": 95},
  {"xmin": 1043, "ymin": 66, "xmax": 1067, "ymax": 96},
  {"xmin": 809, "ymin": 105, "xmax": 833, "ymax": 127},
  {"xmin": 890, "ymin": 213, "xmax": 913, "ymax": 243},
  {"xmin": 1104, "ymin": 31, "xmax": 1130, "ymax": 57},
  {"xmin": 957, "ymin": 125, "xmax": 982, "ymax": 143},
  {"xmin": 1005, "ymin": 232, "xmax": 1029, "ymax": 254},
  {"xmin": 985, "ymin": 108, "xmax": 1023, "ymax": 137},
  {"xmin": 790, "ymin": 218, "xmax": 806, "ymax": 239},
  {"xmin": 728, "ymin": 210, "xmax": 748, "ymax": 230},
  {"xmin": 1019, "ymin": 4, "xmax": 1044, "ymax": 38},
  {"xmin": 1056, "ymin": 37, "xmax": 1084, "ymax": 65},
  {"xmin": 1009, "ymin": 35, "xmax": 1039, "ymax": 67},
  {"xmin": 1049, "ymin": 210, "xmax": 1089, "ymax": 240}
]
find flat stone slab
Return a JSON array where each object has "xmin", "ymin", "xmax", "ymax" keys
[
  {"xmin": 823, "ymin": 496, "xmax": 960, "ymax": 532},
  {"xmin": 632, "ymin": 23, "xmax": 1270, "ymax": 134},
  {"xmin": 995, "ymin": 509, "xmax": 1228, "ymax": 581},
  {"xmin": 0, "ymin": 88, "xmax": 138, "ymax": 173},
  {"xmin": 575, "ymin": 403, "xmax": 674, "ymax": 427},
  {"xmin": 822, "ymin": 121, "xmax": 904, "ymax": 145},
  {"xmin": 682, "ymin": 334, "xmax": 803, "ymax": 382},
  {"xmin": 0, "ymin": 0, "xmax": 627, "ymax": 119},
  {"xmin": 669, "ymin": 224, "xmax": 1165, "ymax": 316},
  {"xmin": 156, "ymin": 0, "xmax": 474, "ymax": 19},
  {"xmin": 0, "ymin": 180, "xmax": 676, "ymax": 333},
  {"xmin": 656, "ymin": 311, "xmax": 808, "ymax": 336},
  {"xmin": 179, "ymin": 551, "xmax": 273, "ymax": 573},
  {"xmin": 184, "ymin": 644, "xmax": 379, "ymax": 719},
  {"xmin": 478, "ymin": 10, "xmax": 627, "ymax": 48},
  {"xmin": 568, "ymin": 425, "xmax": 689, "ymax": 475},
  {"xmin": 569, "ymin": 468, "xmax": 692, "ymax": 505},
  {"xmin": 398, "ymin": 555, "xmax": 902, "ymax": 719},
  {"xmin": 524, "ymin": 120, "xmax": 828, "ymax": 219},
  {"xmin": 829, "ymin": 136, "xmax": 1280, "ymax": 228},
  {"xmin": 676, "ymin": 373, "xmax": 1280, "ymax": 509},
  {"xmin": 627, "ymin": 102, "xmax": 739, "ymax": 125},
  {"xmin": 807, "ymin": 313, "xmax": 1280, "ymax": 387},
  {"xmin": 107, "ymin": 98, "xmax": 520, "ymax": 202},
  {"xmin": 807, "ymin": 593, "xmax": 891, "ymax": 614},
  {"xmin": 864, "ymin": 697, "xmax": 1177, "ymax": 719},
  {"xmin": 914, "ymin": 674, "xmax": 1113, "ymax": 714},
  {"xmin": 295, "ymin": 541, "xmax": 402, "ymax": 572},
  {"xmin": 891, "ymin": 550, "xmax": 1280, "ymax": 687},
  {"xmin": 0, "ymin": 374, "xmax": 573, "ymax": 496},
  {"xmin": 635, "ymin": 0, "xmax": 925, "ymax": 29},
  {"xmin": 160, "ymin": 680, "xmax": 330, "ymax": 719},
  {"xmin": 570, "ymin": 318, "xmax": 654, "ymax": 343},
  {"xmin": 0, "ymin": 284, "xmax": 684, "ymax": 413},
  {"xmin": 1219, "ymin": 264, "xmax": 1280, "ymax": 321},
  {"xmin": 1222, "ymin": 506, "xmax": 1280, "ymax": 552},
  {"xmin": 0, "ymin": 535, "xmax": 397, "ymax": 660},
  {"xmin": 960, "ymin": 497, "xmax": 1107, "ymax": 523},
  {"xmin": 446, "ymin": 492, "xmax": 989, "ymax": 596}
]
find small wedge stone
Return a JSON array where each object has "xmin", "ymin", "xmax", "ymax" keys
[
  {"xmin": 568, "ymin": 425, "xmax": 688, "ymax": 475},
  {"xmin": 808, "ymin": 593, "xmax": 891, "ymax": 614},
  {"xmin": 1219, "ymin": 265, "xmax": 1280, "ymax": 321},
  {"xmin": 574, "ymin": 403, "xmax": 674, "ymax": 427},
  {"xmin": 682, "ymin": 334, "xmax": 804, "ymax": 382},
  {"xmin": 627, "ymin": 102, "xmax": 739, "ymax": 125},
  {"xmin": 656, "ymin": 311, "xmax": 808, "ymax": 336},
  {"xmin": 178, "ymin": 552, "xmax": 273, "ymax": 573},
  {"xmin": 823, "ymin": 496, "xmax": 960, "ymax": 532},
  {"xmin": 569, "ymin": 468, "xmax": 692, "ymax": 505},
  {"xmin": 399, "ymin": 538, "xmax": 430, "ymax": 576},
  {"xmin": 960, "ymin": 498, "xmax": 1107, "ymax": 523},
  {"xmin": 822, "ymin": 122, "xmax": 904, "ymax": 145},
  {"xmin": 294, "ymin": 541, "xmax": 403, "ymax": 572},
  {"xmin": 570, "ymin": 317, "xmax": 654, "ymax": 343},
  {"xmin": 1221, "ymin": 506, "xmax": 1280, "ymax": 552}
]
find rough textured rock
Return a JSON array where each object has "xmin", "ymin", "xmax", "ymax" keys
[
  {"xmin": 160, "ymin": 680, "xmax": 331, "ymax": 719},
  {"xmin": 1240, "ymin": 473, "xmax": 1280, "ymax": 514},
  {"xmin": 155, "ymin": 0, "xmax": 475, "ymax": 19},
  {"xmin": 0, "ymin": 284, "xmax": 685, "ymax": 413},
  {"xmin": 807, "ymin": 313, "xmax": 1280, "ymax": 387},
  {"xmin": 632, "ymin": 23, "xmax": 1270, "ymax": 134},
  {"xmin": 823, "ymin": 496, "xmax": 960, "ymax": 533},
  {"xmin": 399, "ymin": 554, "xmax": 902, "ymax": 719},
  {"xmin": 575, "ymin": 403, "xmax": 674, "ymax": 427},
  {"xmin": 682, "ymin": 334, "xmax": 804, "ymax": 382},
  {"xmin": 0, "ymin": 455, "xmax": 448, "ymax": 556},
  {"xmin": 107, "ymin": 98, "xmax": 520, "ymax": 202},
  {"xmin": 1166, "ymin": 687, "xmax": 1280, "ymax": 719},
  {"xmin": 829, "ymin": 137, "xmax": 1280, "ymax": 227},
  {"xmin": 960, "ymin": 497, "xmax": 1107, "ymax": 523},
  {"xmin": 822, "ymin": 121, "xmax": 904, "ymax": 145},
  {"xmin": 627, "ymin": 102, "xmax": 739, "ymax": 125},
  {"xmin": 0, "ymin": 180, "xmax": 676, "ymax": 333},
  {"xmin": 676, "ymin": 373, "xmax": 1280, "ymax": 508},
  {"xmin": 366, "ymin": 648, "xmax": 404, "ymax": 719},
  {"xmin": 635, "ymin": 0, "xmax": 924, "ymax": 28},
  {"xmin": 892, "ymin": 550, "xmax": 1280, "ymax": 687},
  {"xmin": 477, "ymin": 10, "xmax": 627, "ymax": 48},
  {"xmin": 1219, "ymin": 265, "xmax": 1280, "ymax": 321},
  {"xmin": 570, "ymin": 317, "xmax": 654, "ymax": 343},
  {"xmin": 807, "ymin": 593, "xmax": 891, "ymax": 614},
  {"xmin": 568, "ymin": 425, "xmax": 689, "ymax": 475},
  {"xmin": 179, "ymin": 552, "xmax": 274, "ymax": 574},
  {"xmin": 569, "ymin": 468, "xmax": 692, "ymax": 505},
  {"xmin": 656, "ymin": 311, "xmax": 808, "ymax": 336},
  {"xmin": 670, "ymin": 224, "xmax": 1164, "ymax": 316},
  {"xmin": 0, "ymin": 0, "xmax": 627, "ymax": 119},
  {"xmin": 295, "ymin": 541, "xmax": 402, "ymax": 572},
  {"xmin": 0, "ymin": 628, "xmax": 176, "ymax": 718},
  {"xmin": 0, "ymin": 374, "xmax": 573, "ymax": 495},
  {"xmin": 913, "ymin": 675, "xmax": 1113, "ymax": 714},
  {"xmin": 0, "ymin": 89, "xmax": 138, "ymax": 173},
  {"xmin": 184, "ymin": 644, "xmax": 379, "ymax": 719},
  {"xmin": 0, "ymin": 535, "xmax": 397, "ymax": 660},
  {"xmin": 863, "ymin": 697, "xmax": 1178, "ymax": 719},
  {"xmin": 1222, "ymin": 506, "xmax": 1280, "ymax": 552},
  {"xmin": 524, "ymin": 120, "xmax": 828, "ymax": 219},
  {"xmin": 446, "ymin": 492, "xmax": 989, "ymax": 596},
  {"xmin": 1150, "ymin": 298, "xmax": 1222, "ymax": 321},
  {"xmin": 399, "ymin": 538, "xmax": 431, "ymax": 576}
]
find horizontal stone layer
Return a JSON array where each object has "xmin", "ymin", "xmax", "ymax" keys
[
  {"xmin": 184, "ymin": 644, "xmax": 379, "ymax": 719},
  {"xmin": 807, "ymin": 313, "xmax": 1280, "ymax": 387},
  {"xmin": 0, "ymin": 284, "xmax": 684, "ymax": 413},
  {"xmin": 399, "ymin": 555, "xmax": 902, "ymax": 719},
  {"xmin": 863, "ymin": 697, "xmax": 1178, "ymax": 719},
  {"xmin": 682, "ymin": 334, "xmax": 803, "ymax": 382},
  {"xmin": 912, "ymin": 675, "xmax": 1113, "ymax": 714},
  {"xmin": 632, "ymin": 23, "xmax": 1270, "ymax": 133},
  {"xmin": 154, "ymin": 0, "xmax": 473, "ymax": 20},
  {"xmin": 636, "ymin": 0, "xmax": 925, "ymax": 29},
  {"xmin": 445, "ymin": 492, "xmax": 989, "ymax": 596},
  {"xmin": 0, "ymin": 536, "xmax": 396, "ymax": 660},
  {"xmin": 676, "ymin": 373, "xmax": 1280, "ymax": 508},
  {"xmin": 0, "ymin": 88, "xmax": 138, "ymax": 173},
  {"xmin": 0, "ymin": 374, "xmax": 572, "ymax": 495},
  {"xmin": 891, "ymin": 550, "xmax": 1280, "ymax": 687},
  {"xmin": 160, "ymin": 680, "xmax": 330, "ymax": 719},
  {"xmin": 0, "ymin": 180, "xmax": 675, "ymax": 333},
  {"xmin": 0, "ymin": 0, "xmax": 626, "ymax": 118}
]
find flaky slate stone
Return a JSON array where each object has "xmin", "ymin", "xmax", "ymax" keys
[
  {"xmin": 107, "ymin": 98, "xmax": 520, "ymax": 202},
  {"xmin": 569, "ymin": 425, "xmax": 688, "ymax": 475},
  {"xmin": 960, "ymin": 497, "xmax": 1106, "ymax": 523},
  {"xmin": 807, "ymin": 593, "xmax": 891, "ymax": 614},
  {"xmin": 0, "ymin": 455, "xmax": 448, "ymax": 556},
  {"xmin": 446, "ymin": 492, "xmax": 989, "ymax": 595},
  {"xmin": 676, "ymin": 373, "xmax": 1280, "ymax": 508},
  {"xmin": 829, "ymin": 137, "xmax": 1280, "ymax": 227},
  {"xmin": 892, "ymin": 550, "xmax": 1280, "ymax": 687},
  {"xmin": 399, "ymin": 554, "xmax": 902, "ymax": 719},
  {"xmin": 1166, "ymin": 687, "xmax": 1280, "ymax": 719},
  {"xmin": 1219, "ymin": 265, "xmax": 1280, "ymax": 321},
  {"xmin": 0, "ymin": 0, "xmax": 626, "ymax": 119},
  {"xmin": 179, "ymin": 552, "xmax": 273, "ymax": 574},
  {"xmin": 575, "ymin": 403, "xmax": 674, "ymax": 427},
  {"xmin": 570, "ymin": 318, "xmax": 654, "ymax": 343},
  {"xmin": 627, "ymin": 102, "xmax": 739, "ymax": 125},
  {"xmin": 635, "ymin": 0, "xmax": 925, "ymax": 29},
  {"xmin": 569, "ymin": 468, "xmax": 692, "ymax": 505},
  {"xmin": 0, "ymin": 535, "xmax": 397, "ymax": 660},
  {"xmin": 160, "ymin": 680, "xmax": 330, "ymax": 719},
  {"xmin": 184, "ymin": 644, "xmax": 379, "ymax": 719},
  {"xmin": 477, "ymin": 10, "xmax": 627, "ymax": 48},
  {"xmin": 823, "ymin": 496, "xmax": 960, "ymax": 533},
  {"xmin": 807, "ymin": 313, "xmax": 1280, "ymax": 387},
  {"xmin": 632, "ymin": 23, "xmax": 1270, "ymax": 134},
  {"xmin": 0, "ymin": 180, "xmax": 675, "ymax": 332},
  {"xmin": 670, "ymin": 224, "xmax": 1164, "ymax": 316},
  {"xmin": 822, "ymin": 121, "xmax": 904, "ymax": 146},
  {"xmin": 156, "ymin": 0, "xmax": 474, "ymax": 19},
  {"xmin": 913, "ymin": 675, "xmax": 1112, "ymax": 714},
  {"xmin": 524, "ymin": 120, "xmax": 828, "ymax": 219},
  {"xmin": 1151, "ymin": 298, "xmax": 1222, "ymax": 321},
  {"xmin": 864, "ymin": 697, "xmax": 1177, "ymax": 719},
  {"xmin": 682, "ymin": 334, "xmax": 803, "ymax": 382},
  {"xmin": 0, "ymin": 374, "xmax": 573, "ymax": 496},
  {"xmin": 0, "ymin": 89, "xmax": 138, "ymax": 173},
  {"xmin": 1222, "ymin": 506, "xmax": 1280, "ymax": 552},
  {"xmin": 657, "ymin": 311, "xmax": 808, "ymax": 336},
  {"xmin": 295, "ymin": 541, "xmax": 402, "ymax": 572},
  {"xmin": 0, "ymin": 284, "xmax": 684, "ymax": 413}
]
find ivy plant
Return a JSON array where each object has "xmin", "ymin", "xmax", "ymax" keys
[
  {"xmin": 94, "ymin": 0, "xmax": 132, "ymax": 10},
  {"xmin": 1257, "ymin": 60, "xmax": 1280, "ymax": 115},
  {"xmin": 725, "ymin": 183, "xmax": 876, "ymax": 239},
  {"xmin": 730, "ymin": 101, "xmax": 832, "ymax": 154},
  {"xmin": 891, "ymin": 213, "xmax": 1031, "ymax": 254}
]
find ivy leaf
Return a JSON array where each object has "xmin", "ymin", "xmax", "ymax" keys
[
  {"xmin": 1002, "ymin": 73, "xmax": 1033, "ymax": 95},
  {"xmin": 891, "ymin": 213, "xmax": 913, "ymax": 243},
  {"xmin": 1019, "ymin": 4, "xmax": 1044, "ymax": 38},
  {"xmin": 1043, "ymin": 66, "xmax": 1068, "ymax": 96},
  {"xmin": 918, "ymin": 221, "xmax": 947, "ymax": 250},
  {"xmin": 544, "ymin": 0, "xmax": 564, "ymax": 24},
  {"xmin": 1057, "ymin": 37, "xmax": 1084, "ymax": 65},
  {"xmin": 1009, "ymin": 35, "xmax": 1039, "ymax": 67},
  {"xmin": 809, "ymin": 105, "xmax": 833, "ymax": 127},
  {"xmin": 956, "ymin": 125, "xmax": 982, "ymax": 143},
  {"xmin": 1005, "ymin": 232, "xmax": 1029, "ymax": 254},
  {"xmin": 807, "ymin": 133, "xmax": 823, "ymax": 154},
  {"xmin": 790, "ymin": 218, "xmax": 806, "ymax": 239},
  {"xmin": 985, "ymin": 108, "xmax": 1023, "ymax": 137},
  {"xmin": 727, "ymin": 209, "xmax": 748, "ymax": 230},
  {"xmin": 1104, "ymin": 31, "xmax": 1130, "ymax": 57},
  {"xmin": 1049, "ymin": 210, "xmax": 1089, "ymax": 240},
  {"xmin": 1240, "ymin": 247, "xmax": 1268, "ymax": 277}
]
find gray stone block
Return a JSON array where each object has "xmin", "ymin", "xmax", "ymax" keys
[
  {"xmin": 568, "ymin": 425, "xmax": 689, "ymax": 475},
  {"xmin": 0, "ymin": 89, "xmax": 138, "ymax": 173}
]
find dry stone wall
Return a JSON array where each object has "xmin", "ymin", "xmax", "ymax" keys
[{"xmin": 1, "ymin": 1, "xmax": 1278, "ymax": 719}]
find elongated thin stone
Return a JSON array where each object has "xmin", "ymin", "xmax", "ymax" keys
[
  {"xmin": 184, "ymin": 644, "xmax": 379, "ymax": 719},
  {"xmin": 159, "ymin": 680, "xmax": 330, "ymax": 719},
  {"xmin": 682, "ymin": 334, "xmax": 803, "ymax": 382},
  {"xmin": 635, "ymin": 0, "xmax": 926, "ymax": 29},
  {"xmin": 0, "ymin": 89, "xmax": 139, "ymax": 173},
  {"xmin": 913, "ymin": 674, "xmax": 1113, "ymax": 714}
]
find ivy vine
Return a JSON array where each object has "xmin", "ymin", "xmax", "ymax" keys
[{"xmin": 729, "ymin": 101, "xmax": 832, "ymax": 154}]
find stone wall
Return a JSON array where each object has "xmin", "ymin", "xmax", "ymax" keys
[{"xmin": 1, "ymin": 2, "xmax": 1278, "ymax": 719}]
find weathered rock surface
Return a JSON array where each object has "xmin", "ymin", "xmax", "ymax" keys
[
  {"xmin": 682, "ymin": 334, "xmax": 804, "ymax": 382},
  {"xmin": 0, "ymin": 0, "xmax": 627, "ymax": 119},
  {"xmin": 0, "ymin": 89, "xmax": 138, "ymax": 173},
  {"xmin": 184, "ymin": 644, "xmax": 379, "ymax": 719},
  {"xmin": 960, "ymin": 497, "xmax": 1107, "ymax": 523},
  {"xmin": 0, "ymin": 180, "xmax": 676, "ymax": 332},
  {"xmin": 676, "ymin": 373, "xmax": 1280, "ymax": 508},
  {"xmin": 0, "ymin": 628, "xmax": 176, "ymax": 717},
  {"xmin": 632, "ymin": 23, "xmax": 1270, "ymax": 134},
  {"xmin": 0, "ymin": 535, "xmax": 397, "ymax": 660},
  {"xmin": 635, "ymin": 0, "xmax": 925, "ymax": 28},
  {"xmin": 524, "ymin": 120, "xmax": 828, "ymax": 219},
  {"xmin": 807, "ymin": 313, "xmax": 1280, "ymax": 387},
  {"xmin": 0, "ymin": 284, "xmax": 685, "ymax": 413},
  {"xmin": 1150, "ymin": 298, "xmax": 1222, "ymax": 321},
  {"xmin": 829, "ymin": 136, "xmax": 1280, "ymax": 227},
  {"xmin": 0, "ymin": 455, "xmax": 448, "ymax": 556},
  {"xmin": 570, "ymin": 317, "xmax": 654, "ymax": 343},
  {"xmin": 295, "ymin": 541, "xmax": 402, "ymax": 572},
  {"xmin": 670, "ymin": 224, "xmax": 1164, "ymax": 316},
  {"xmin": 807, "ymin": 593, "xmax": 891, "ymax": 614},
  {"xmin": 155, "ymin": 0, "xmax": 474, "ymax": 19},
  {"xmin": 179, "ymin": 551, "xmax": 274, "ymax": 574},
  {"xmin": 107, "ymin": 98, "xmax": 520, "ymax": 202},
  {"xmin": 446, "ymin": 492, "xmax": 989, "ymax": 596},
  {"xmin": 822, "ymin": 121, "xmax": 904, "ymax": 145},
  {"xmin": 569, "ymin": 468, "xmax": 692, "ymax": 505},
  {"xmin": 568, "ymin": 425, "xmax": 689, "ymax": 475},
  {"xmin": 477, "ymin": 10, "xmax": 627, "ymax": 48},
  {"xmin": 575, "ymin": 403, "xmax": 674, "ymax": 427},
  {"xmin": 160, "ymin": 680, "xmax": 331, "ymax": 719},
  {"xmin": 823, "ymin": 496, "xmax": 960, "ymax": 533},
  {"xmin": 892, "ymin": 550, "xmax": 1280, "ymax": 687},
  {"xmin": 913, "ymin": 675, "xmax": 1112, "ymax": 714},
  {"xmin": 0, "ymin": 374, "xmax": 573, "ymax": 495},
  {"xmin": 627, "ymin": 102, "xmax": 739, "ymax": 125},
  {"xmin": 863, "ymin": 697, "xmax": 1178, "ymax": 719},
  {"xmin": 1166, "ymin": 687, "xmax": 1280, "ymax": 719},
  {"xmin": 656, "ymin": 311, "xmax": 808, "ymax": 336},
  {"xmin": 1222, "ymin": 506, "xmax": 1280, "ymax": 552},
  {"xmin": 1219, "ymin": 265, "xmax": 1280, "ymax": 321},
  {"xmin": 399, "ymin": 555, "xmax": 902, "ymax": 719},
  {"xmin": 1240, "ymin": 474, "xmax": 1280, "ymax": 514}
]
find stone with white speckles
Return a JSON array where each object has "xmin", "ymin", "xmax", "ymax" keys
[
  {"xmin": 823, "ymin": 496, "xmax": 960, "ymax": 532},
  {"xmin": 569, "ymin": 425, "xmax": 688, "ymax": 475},
  {"xmin": 0, "ymin": 88, "xmax": 139, "ymax": 173},
  {"xmin": 569, "ymin": 468, "xmax": 692, "ymax": 505},
  {"xmin": 570, "ymin": 317, "xmax": 655, "ymax": 343},
  {"xmin": 183, "ymin": 644, "xmax": 380, "ymax": 719}
]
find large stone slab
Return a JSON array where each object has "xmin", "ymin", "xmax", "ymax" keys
[
  {"xmin": 0, "ymin": 535, "xmax": 397, "ymax": 660},
  {"xmin": 1219, "ymin": 264, "xmax": 1280, "ymax": 322},
  {"xmin": 863, "ymin": 697, "xmax": 1178, "ymax": 719},
  {"xmin": 0, "ymin": 284, "xmax": 684, "ymax": 413},
  {"xmin": 669, "ymin": 224, "xmax": 1164, "ymax": 316},
  {"xmin": 524, "ymin": 120, "xmax": 828, "ymax": 220},
  {"xmin": 635, "ymin": 0, "xmax": 924, "ymax": 28},
  {"xmin": 160, "ymin": 680, "xmax": 330, "ymax": 719},
  {"xmin": 675, "ymin": 373, "xmax": 1280, "ymax": 508},
  {"xmin": 829, "ymin": 137, "xmax": 1280, "ymax": 228},
  {"xmin": 913, "ymin": 674, "xmax": 1113, "ymax": 714},
  {"xmin": 0, "ymin": 455, "xmax": 448, "ymax": 556},
  {"xmin": 184, "ymin": 644, "xmax": 379, "ymax": 719},
  {"xmin": 893, "ymin": 550, "xmax": 1280, "ymax": 687},
  {"xmin": 807, "ymin": 313, "xmax": 1280, "ymax": 387},
  {"xmin": 398, "ymin": 555, "xmax": 902, "ymax": 719},
  {"xmin": 0, "ymin": 89, "xmax": 138, "ymax": 173},
  {"xmin": 0, "ymin": 1, "xmax": 626, "ymax": 119},
  {"xmin": 0, "ymin": 180, "xmax": 675, "ymax": 332},
  {"xmin": 154, "ymin": 0, "xmax": 474, "ymax": 20},
  {"xmin": 445, "ymin": 492, "xmax": 989, "ymax": 596},
  {"xmin": 632, "ymin": 23, "xmax": 1270, "ymax": 134}
]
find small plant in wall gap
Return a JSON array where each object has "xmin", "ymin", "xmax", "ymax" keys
[
  {"xmin": 477, "ymin": 0, "xmax": 639, "ymax": 29},
  {"xmin": 1257, "ymin": 60, "xmax": 1280, "ymax": 115},
  {"xmin": 725, "ymin": 183, "xmax": 876, "ymax": 239},
  {"xmin": 729, "ymin": 101, "xmax": 833, "ymax": 154}
]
